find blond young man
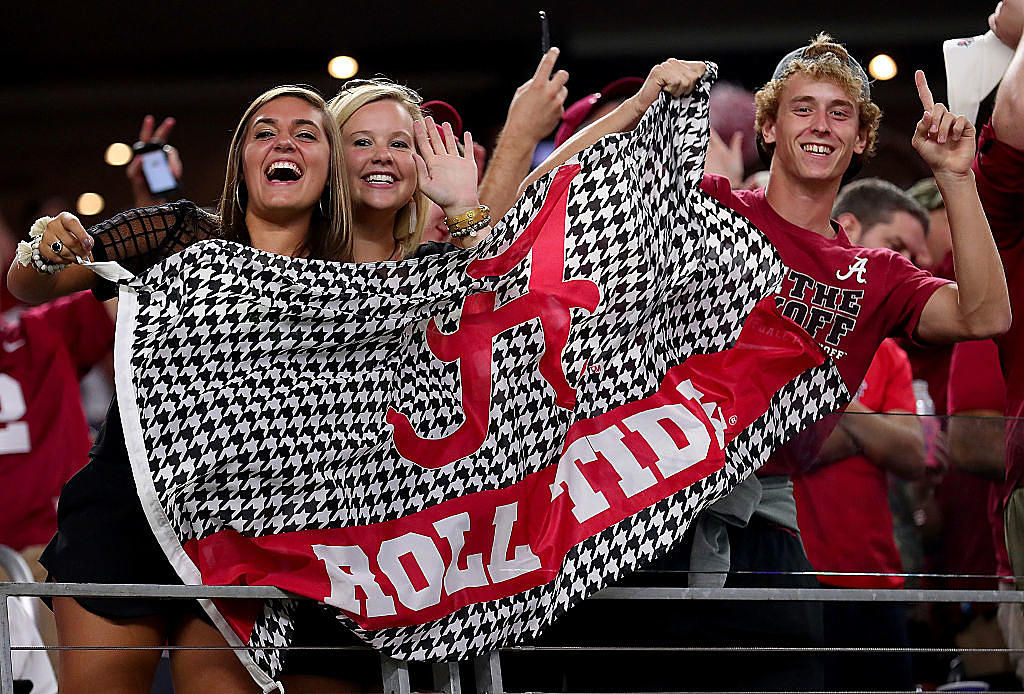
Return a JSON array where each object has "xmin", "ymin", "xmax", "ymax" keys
[{"xmin": 514, "ymin": 34, "xmax": 1009, "ymax": 691}]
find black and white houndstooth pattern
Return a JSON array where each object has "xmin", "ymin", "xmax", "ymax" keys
[{"xmin": 118, "ymin": 65, "xmax": 848, "ymax": 678}]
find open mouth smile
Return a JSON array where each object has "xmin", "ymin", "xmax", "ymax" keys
[
  {"xmin": 801, "ymin": 143, "xmax": 835, "ymax": 156},
  {"xmin": 265, "ymin": 160, "xmax": 303, "ymax": 184},
  {"xmin": 362, "ymin": 172, "xmax": 397, "ymax": 187}
]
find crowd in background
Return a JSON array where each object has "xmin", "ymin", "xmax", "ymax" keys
[{"xmin": 1, "ymin": 2, "xmax": 1023, "ymax": 692}]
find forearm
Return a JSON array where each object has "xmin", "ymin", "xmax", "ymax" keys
[
  {"xmin": 940, "ymin": 171, "xmax": 1012, "ymax": 337},
  {"xmin": 478, "ymin": 130, "xmax": 539, "ymax": 221},
  {"xmin": 814, "ymin": 423, "xmax": 861, "ymax": 466},
  {"xmin": 993, "ymin": 36, "xmax": 1024, "ymax": 149},
  {"xmin": 520, "ymin": 98, "xmax": 644, "ymax": 194},
  {"xmin": 842, "ymin": 409, "xmax": 927, "ymax": 480},
  {"xmin": 7, "ymin": 261, "xmax": 96, "ymax": 305},
  {"xmin": 947, "ymin": 410, "xmax": 1007, "ymax": 481}
]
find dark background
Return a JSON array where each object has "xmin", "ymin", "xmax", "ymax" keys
[{"xmin": 0, "ymin": 1, "xmax": 997, "ymax": 229}]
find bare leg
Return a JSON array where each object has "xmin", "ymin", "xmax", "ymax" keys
[
  {"xmin": 169, "ymin": 613, "xmax": 261, "ymax": 694},
  {"xmin": 52, "ymin": 597, "xmax": 165, "ymax": 694}
]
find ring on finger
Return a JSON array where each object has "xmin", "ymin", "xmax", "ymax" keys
[{"xmin": 50, "ymin": 239, "xmax": 63, "ymax": 255}]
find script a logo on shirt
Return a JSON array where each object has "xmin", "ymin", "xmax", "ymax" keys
[{"xmin": 836, "ymin": 256, "xmax": 868, "ymax": 284}]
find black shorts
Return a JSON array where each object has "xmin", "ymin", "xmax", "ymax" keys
[
  {"xmin": 40, "ymin": 456, "xmax": 191, "ymax": 620},
  {"xmin": 40, "ymin": 456, "xmax": 380, "ymax": 682}
]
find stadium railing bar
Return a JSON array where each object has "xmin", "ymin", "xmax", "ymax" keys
[{"xmin": 3, "ymin": 582, "xmax": 1024, "ymax": 694}]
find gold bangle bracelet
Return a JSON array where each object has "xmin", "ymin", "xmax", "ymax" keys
[{"xmin": 445, "ymin": 205, "xmax": 491, "ymax": 232}]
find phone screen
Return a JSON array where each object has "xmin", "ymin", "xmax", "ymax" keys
[{"xmin": 140, "ymin": 149, "xmax": 177, "ymax": 195}]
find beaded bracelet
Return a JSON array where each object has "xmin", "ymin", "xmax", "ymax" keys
[
  {"xmin": 449, "ymin": 217, "xmax": 490, "ymax": 239},
  {"xmin": 15, "ymin": 216, "xmax": 70, "ymax": 275}
]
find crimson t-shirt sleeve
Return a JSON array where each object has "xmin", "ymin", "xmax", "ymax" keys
[
  {"xmin": 947, "ymin": 339, "xmax": 1006, "ymax": 414},
  {"xmin": 974, "ymin": 123, "xmax": 1024, "ymax": 251},
  {"xmin": 882, "ymin": 251, "xmax": 952, "ymax": 342},
  {"xmin": 878, "ymin": 340, "xmax": 917, "ymax": 413},
  {"xmin": 700, "ymin": 173, "xmax": 732, "ymax": 199},
  {"xmin": 20, "ymin": 291, "xmax": 114, "ymax": 377}
]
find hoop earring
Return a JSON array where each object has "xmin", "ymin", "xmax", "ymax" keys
[
  {"xmin": 406, "ymin": 199, "xmax": 417, "ymax": 239},
  {"xmin": 318, "ymin": 189, "xmax": 330, "ymax": 217},
  {"xmin": 234, "ymin": 183, "xmax": 246, "ymax": 212}
]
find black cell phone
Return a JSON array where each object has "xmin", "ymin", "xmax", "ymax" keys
[
  {"xmin": 539, "ymin": 10, "xmax": 550, "ymax": 55},
  {"xmin": 132, "ymin": 141, "xmax": 179, "ymax": 198}
]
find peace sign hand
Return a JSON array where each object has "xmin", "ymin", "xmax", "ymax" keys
[
  {"xmin": 127, "ymin": 115, "xmax": 183, "ymax": 206},
  {"xmin": 911, "ymin": 70, "xmax": 976, "ymax": 178}
]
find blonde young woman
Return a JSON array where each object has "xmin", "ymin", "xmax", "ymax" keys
[
  {"xmin": 8, "ymin": 82, "xmax": 487, "ymax": 694},
  {"xmin": 328, "ymin": 79, "xmax": 490, "ymax": 263}
]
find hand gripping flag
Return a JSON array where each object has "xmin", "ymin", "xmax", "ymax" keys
[{"xmin": 110, "ymin": 65, "xmax": 848, "ymax": 687}]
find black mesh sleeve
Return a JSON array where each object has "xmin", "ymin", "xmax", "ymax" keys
[
  {"xmin": 89, "ymin": 200, "xmax": 219, "ymax": 301},
  {"xmin": 412, "ymin": 241, "xmax": 459, "ymax": 258}
]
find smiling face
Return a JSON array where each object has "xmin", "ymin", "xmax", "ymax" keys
[
  {"xmin": 241, "ymin": 96, "xmax": 330, "ymax": 224},
  {"xmin": 341, "ymin": 99, "xmax": 418, "ymax": 218},
  {"xmin": 762, "ymin": 73, "xmax": 867, "ymax": 186}
]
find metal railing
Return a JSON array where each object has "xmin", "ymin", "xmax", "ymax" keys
[{"xmin": 4, "ymin": 581, "xmax": 1024, "ymax": 694}]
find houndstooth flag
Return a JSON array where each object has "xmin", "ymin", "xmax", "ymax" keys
[{"xmin": 109, "ymin": 65, "xmax": 848, "ymax": 688}]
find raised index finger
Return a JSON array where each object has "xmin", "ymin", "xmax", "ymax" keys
[
  {"xmin": 915, "ymin": 70, "xmax": 935, "ymax": 111},
  {"xmin": 533, "ymin": 47, "xmax": 559, "ymax": 80}
]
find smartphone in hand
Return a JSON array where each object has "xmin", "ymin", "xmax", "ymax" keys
[{"xmin": 132, "ymin": 141, "xmax": 179, "ymax": 198}]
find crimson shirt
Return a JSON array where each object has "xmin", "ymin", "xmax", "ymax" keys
[
  {"xmin": 793, "ymin": 339, "xmax": 915, "ymax": 589},
  {"xmin": 973, "ymin": 123, "xmax": 1024, "ymax": 501},
  {"xmin": 700, "ymin": 175, "xmax": 950, "ymax": 474},
  {"xmin": 0, "ymin": 292, "xmax": 114, "ymax": 550}
]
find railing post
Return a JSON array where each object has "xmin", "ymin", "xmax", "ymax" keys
[
  {"xmin": 432, "ymin": 661, "xmax": 462, "ymax": 694},
  {"xmin": 381, "ymin": 655, "xmax": 411, "ymax": 694},
  {"xmin": 474, "ymin": 651, "xmax": 503, "ymax": 694},
  {"xmin": 0, "ymin": 592, "xmax": 13, "ymax": 694}
]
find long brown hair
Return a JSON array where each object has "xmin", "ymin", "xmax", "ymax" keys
[
  {"xmin": 218, "ymin": 85, "xmax": 353, "ymax": 262},
  {"xmin": 328, "ymin": 79, "xmax": 427, "ymax": 259}
]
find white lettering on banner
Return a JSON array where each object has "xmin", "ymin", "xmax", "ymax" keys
[
  {"xmin": 550, "ymin": 379, "xmax": 726, "ymax": 524},
  {"xmin": 488, "ymin": 502, "xmax": 543, "ymax": 583},
  {"xmin": 378, "ymin": 533, "xmax": 446, "ymax": 611},
  {"xmin": 674, "ymin": 379, "xmax": 727, "ymax": 449},
  {"xmin": 315, "ymin": 503, "xmax": 543, "ymax": 616},
  {"xmin": 313, "ymin": 544, "xmax": 398, "ymax": 618},
  {"xmin": 621, "ymin": 403, "xmax": 711, "ymax": 477},
  {"xmin": 550, "ymin": 437, "xmax": 613, "ymax": 523},
  {"xmin": 314, "ymin": 383, "xmax": 727, "ymax": 617},
  {"xmin": 433, "ymin": 512, "xmax": 489, "ymax": 595},
  {"xmin": 588, "ymin": 425, "xmax": 658, "ymax": 497}
]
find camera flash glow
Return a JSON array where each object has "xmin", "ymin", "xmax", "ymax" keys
[
  {"xmin": 328, "ymin": 56, "xmax": 359, "ymax": 79},
  {"xmin": 869, "ymin": 54, "xmax": 897, "ymax": 81},
  {"xmin": 104, "ymin": 142, "xmax": 133, "ymax": 166},
  {"xmin": 77, "ymin": 192, "xmax": 105, "ymax": 216}
]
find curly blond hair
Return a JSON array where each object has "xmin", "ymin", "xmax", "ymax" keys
[{"xmin": 754, "ymin": 33, "xmax": 882, "ymax": 166}]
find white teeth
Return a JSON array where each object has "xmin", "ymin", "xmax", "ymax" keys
[
  {"xmin": 802, "ymin": 144, "xmax": 833, "ymax": 155},
  {"xmin": 265, "ymin": 161, "xmax": 302, "ymax": 177},
  {"xmin": 364, "ymin": 174, "xmax": 395, "ymax": 184}
]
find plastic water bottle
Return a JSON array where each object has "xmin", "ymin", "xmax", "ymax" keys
[{"xmin": 913, "ymin": 379, "xmax": 941, "ymax": 466}]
